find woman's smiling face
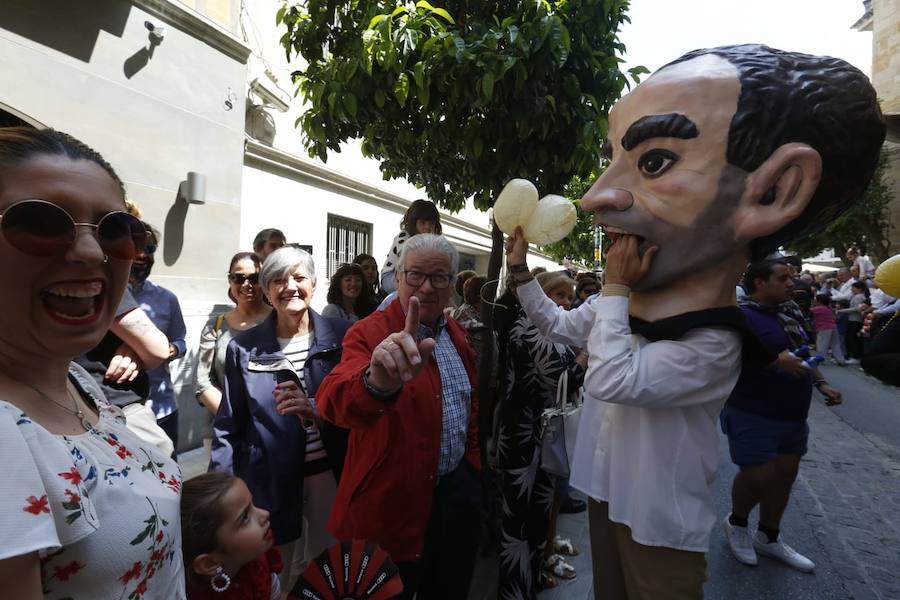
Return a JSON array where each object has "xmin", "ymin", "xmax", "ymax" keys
[
  {"xmin": 0, "ymin": 154, "xmax": 130, "ymax": 360},
  {"xmin": 229, "ymin": 258, "xmax": 262, "ymax": 306},
  {"xmin": 267, "ymin": 264, "xmax": 315, "ymax": 319}
]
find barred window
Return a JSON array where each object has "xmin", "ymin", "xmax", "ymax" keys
[{"xmin": 326, "ymin": 214, "xmax": 372, "ymax": 278}]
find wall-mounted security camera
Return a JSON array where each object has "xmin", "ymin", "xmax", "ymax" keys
[{"xmin": 144, "ymin": 20, "xmax": 167, "ymax": 41}]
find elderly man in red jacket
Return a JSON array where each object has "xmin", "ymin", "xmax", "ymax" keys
[{"xmin": 317, "ymin": 233, "xmax": 481, "ymax": 600}]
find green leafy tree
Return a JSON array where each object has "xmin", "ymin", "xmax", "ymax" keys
[
  {"xmin": 277, "ymin": 0, "xmax": 641, "ymax": 432},
  {"xmin": 785, "ymin": 148, "xmax": 895, "ymax": 264}
]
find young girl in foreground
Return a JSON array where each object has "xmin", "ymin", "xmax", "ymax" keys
[{"xmin": 182, "ymin": 473, "xmax": 283, "ymax": 599}]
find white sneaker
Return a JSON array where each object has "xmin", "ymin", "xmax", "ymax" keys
[
  {"xmin": 753, "ymin": 531, "xmax": 815, "ymax": 573},
  {"xmin": 845, "ymin": 358, "xmax": 860, "ymax": 365},
  {"xmin": 723, "ymin": 515, "xmax": 757, "ymax": 566}
]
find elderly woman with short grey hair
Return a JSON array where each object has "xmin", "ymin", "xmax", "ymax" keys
[{"xmin": 210, "ymin": 246, "xmax": 351, "ymax": 589}]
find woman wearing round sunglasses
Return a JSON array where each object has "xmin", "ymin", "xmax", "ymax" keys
[
  {"xmin": 210, "ymin": 247, "xmax": 351, "ymax": 590},
  {"xmin": 0, "ymin": 127, "xmax": 185, "ymax": 598},
  {"xmin": 195, "ymin": 252, "xmax": 270, "ymax": 415}
]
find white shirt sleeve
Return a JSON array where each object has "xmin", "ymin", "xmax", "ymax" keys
[
  {"xmin": 830, "ymin": 279, "xmax": 857, "ymax": 302},
  {"xmin": 585, "ymin": 295, "xmax": 742, "ymax": 409},
  {"xmin": 516, "ymin": 278, "xmax": 594, "ymax": 347}
]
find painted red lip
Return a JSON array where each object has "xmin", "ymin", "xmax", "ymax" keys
[{"xmin": 264, "ymin": 528, "xmax": 273, "ymax": 542}]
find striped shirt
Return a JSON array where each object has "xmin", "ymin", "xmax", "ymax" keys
[{"xmin": 278, "ymin": 334, "xmax": 330, "ymax": 475}]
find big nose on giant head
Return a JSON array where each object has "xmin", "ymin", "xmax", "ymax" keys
[{"xmin": 581, "ymin": 174, "xmax": 634, "ymax": 214}]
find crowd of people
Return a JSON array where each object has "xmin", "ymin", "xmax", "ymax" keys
[
  {"xmin": 0, "ymin": 132, "xmax": 591, "ymax": 600},
  {"xmin": 740, "ymin": 252, "xmax": 900, "ymax": 383},
  {"xmin": 0, "ymin": 43, "xmax": 891, "ymax": 600}
]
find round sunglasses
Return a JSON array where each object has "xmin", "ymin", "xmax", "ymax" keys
[
  {"xmin": 0, "ymin": 199, "xmax": 147, "ymax": 259},
  {"xmin": 228, "ymin": 272, "xmax": 260, "ymax": 285}
]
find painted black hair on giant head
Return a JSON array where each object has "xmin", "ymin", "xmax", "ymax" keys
[
  {"xmin": 662, "ymin": 45, "xmax": 885, "ymax": 260},
  {"xmin": 742, "ymin": 258, "xmax": 788, "ymax": 293},
  {"xmin": 0, "ymin": 127, "xmax": 126, "ymax": 200},
  {"xmin": 400, "ymin": 199, "xmax": 442, "ymax": 236}
]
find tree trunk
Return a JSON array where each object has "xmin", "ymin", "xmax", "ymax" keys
[
  {"xmin": 476, "ymin": 219, "xmax": 504, "ymax": 459},
  {"xmin": 835, "ymin": 243, "xmax": 851, "ymax": 268}
]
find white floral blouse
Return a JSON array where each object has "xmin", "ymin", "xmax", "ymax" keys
[{"xmin": 0, "ymin": 363, "xmax": 185, "ymax": 599}]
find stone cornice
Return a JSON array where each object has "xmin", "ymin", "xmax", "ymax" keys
[{"xmin": 132, "ymin": 0, "xmax": 252, "ymax": 63}]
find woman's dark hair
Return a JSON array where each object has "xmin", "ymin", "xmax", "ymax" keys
[
  {"xmin": 0, "ymin": 127, "xmax": 125, "ymax": 199},
  {"xmin": 742, "ymin": 259, "xmax": 787, "ymax": 293},
  {"xmin": 181, "ymin": 472, "xmax": 234, "ymax": 575},
  {"xmin": 252, "ymin": 228, "xmax": 285, "ymax": 253},
  {"xmin": 455, "ymin": 270, "xmax": 477, "ymax": 297},
  {"xmin": 576, "ymin": 275, "xmax": 599, "ymax": 297},
  {"xmin": 815, "ymin": 293, "xmax": 832, "ymax": 306},
  {"xmin": 352, "ymin": 253, "xmax": 377, "ymax": 267},
  {"xmin": 851, "ymin": 281, "xmax": 870, "ymax": 302},
  {"xmin": 326, "ymin": 263, "xmax": 377, "ymax": 317},
  {"xmin": 463, "ymin": 275, "xmax": 487, "ymax": 307},
  {"xmin": 352, "ymin": 252, "xmax": 378, "ymax": 288},
  {"xmin": 400, "ymin": 199, "xmax": 442, "ymax": 236},
  {"xmin": 226, "ymin": 252, "xmax": 262, "ymax": 303}
]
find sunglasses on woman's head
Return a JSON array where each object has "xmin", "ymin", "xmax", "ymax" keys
[
  {"xmin": 228, "ymin": 272, "xmax": 260, "ymax": 285},
  {"xmin": 0, "ymin": 199, "xmax": 147, "ymax": 259}
]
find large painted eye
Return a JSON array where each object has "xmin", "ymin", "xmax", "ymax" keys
[{"xmin": 638, "ymin": 149, "xmax": 678, "ymax": 177}]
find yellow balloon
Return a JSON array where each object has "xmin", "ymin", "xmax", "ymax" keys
[{"xmin": 874, "ymin": 254, "xmax": 900, "ymax": 297}]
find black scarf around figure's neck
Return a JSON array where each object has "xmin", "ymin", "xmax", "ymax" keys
[{"xmin": 629, "ymin": 306, "xmax": 775, "ymax": 365}]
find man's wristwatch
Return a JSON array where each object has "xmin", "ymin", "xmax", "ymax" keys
[
  {"xmin": 363, "ymin": 369, "xmax": 400, "ymax": 400},
  {"xmin": 508, "ymin": 263, "xmax": 529, "ymax": 273},
  {"xmin": 814, "ymin": 379, "xmax": 828, "ymax": 389}
]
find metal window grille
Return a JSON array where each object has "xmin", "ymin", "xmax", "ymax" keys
[{"xmin": 326, "ymin": 214, "xmax": 372, "ymax": 278}]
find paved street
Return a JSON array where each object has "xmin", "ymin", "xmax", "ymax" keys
[
  {"xmin": 180, "ymin": 364, "xmax": 900, "ymax": 599},
  {"xmin": 468, "ymin": 364, "xmax": 900, "ymax": 600}
]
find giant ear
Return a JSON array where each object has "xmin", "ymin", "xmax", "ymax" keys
[{"xmin": 733, "ymin": 143, "xmax": 822, "ymax": 242}]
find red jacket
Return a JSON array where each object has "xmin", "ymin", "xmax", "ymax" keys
[{"xmin": 316, "ymin": 299, "xmax": 481, "ymax": 562}]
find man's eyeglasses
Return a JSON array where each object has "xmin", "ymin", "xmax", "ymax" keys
[
  {"xmin": 400, "ymin": 269, "xmax": 452, "ymax": 289},
  {"xmin": 228, "ymin": 272, "xmax": 260, "ymax": 285},
  {"xmin": 0, "ymin": 198, "xmax": 147, "ymax": 259}
]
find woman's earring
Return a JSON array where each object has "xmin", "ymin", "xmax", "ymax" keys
[
  {"xmin": 210, "ymin": 566, "xmax": 231, "ymax": 592},
  {"xmin": 103, "ymin": 255, "xmax": 109, "ymax": 264}
]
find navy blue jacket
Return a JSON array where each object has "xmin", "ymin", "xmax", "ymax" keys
[{"xmin": 210, "ymin": 309, "xmax": 350, "ymax": 544}]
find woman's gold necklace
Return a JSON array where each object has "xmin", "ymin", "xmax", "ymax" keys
[{"xmin": 16, "ymin": 378, "xmax": 92, "ymax": 431}]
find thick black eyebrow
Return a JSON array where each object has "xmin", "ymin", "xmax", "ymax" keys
[{"xmin": 620, "ymin": 113, "xmax": 699, "ymax": 151}]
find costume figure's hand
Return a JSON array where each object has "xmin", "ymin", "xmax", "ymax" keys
[
  {"xmin": 106, "ymin": 344, "xmax": 143, "ymax": 384},
  {"xmin": 504, "ymin": 226, "xmax": 529, "ymax": 266},
  {"xmin": 604, "ymin": 234, "xmax": 657, "ymax": 287},
  {"xmin": 774, "ymin": 350, "xmax": 806, "ymax": 378},
  {"xmin": 367, "ymin": 296, "xmax": 436, "ymax": 393}
]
